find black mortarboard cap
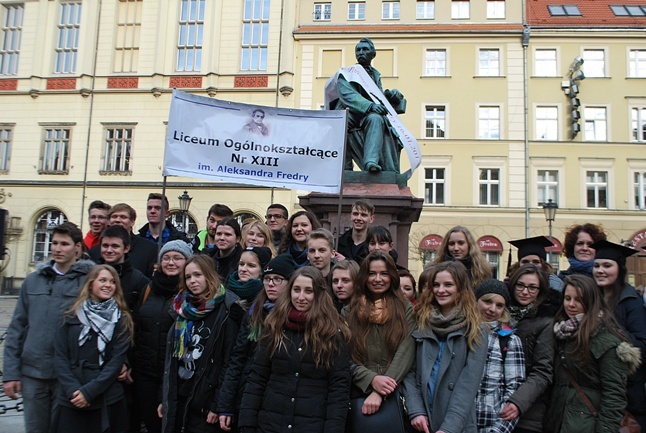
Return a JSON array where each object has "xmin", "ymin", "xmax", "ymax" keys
[
  {"xmin": 509, "ymin": 236, "xmax": 554, "ymax": 261},
  {"xmin": 590, "ymin": 240, "xmax": 638, "ymax": 268}
]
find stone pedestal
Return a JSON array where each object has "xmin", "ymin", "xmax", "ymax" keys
[{"xmin": 299, "ymin": 171, "xmax": 423, "ymax": 267}]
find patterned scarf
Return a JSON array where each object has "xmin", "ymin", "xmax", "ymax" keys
[
  {"xmin": 508, "ymin": 303, "xmax": 535, "ymax": 327},
  {"xmin": 554, "ymin": 313, "xmax": 584, "ymax": 340},
  {"xmin": 428, "ymin": 307, "xmax": 467, "ymax": 338},
  {"xmin": 172, "ymin": 286, "xmax": 225, "ymax": 360},
  {"xmin": 284, "ymin": 308, "xmax": 308, "ymax": 332},
  {"xmin": 77, "ymin": 298, "xmax": 121, "ymax": 366}
]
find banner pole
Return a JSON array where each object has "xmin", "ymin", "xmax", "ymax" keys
[
  {"xmin": 158, "ymin": 176, "xmax": 168, "ymax": 257},
  {"xmin": 334, "ymin": 109, "xmax": 350, "ymax": 250}
]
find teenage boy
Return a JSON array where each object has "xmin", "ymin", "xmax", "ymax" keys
[
  {"xmin": 138, "ymin": 193, "xmax": 189, "ymax": 246},
  {"xmin": 307, "ymin": 228, "xmax": 336, "ymax": 279},
  {"xmin": 192, "ymin": 204, "xmax": 234, "ymax": 253},
  {"xmin": 265, "ymin": 203, "xmax": 288, "ymax": 250},
  {"xmin": 3, "ymin": 222, "xmax": 93, "ymax": 433},
  {"xmin": 83, "ymin": 200, "xmax": 111, "ymax": 250},
  {"xmin": 336, "ymin": 200, "xmax": 374, "ymax": 264}
]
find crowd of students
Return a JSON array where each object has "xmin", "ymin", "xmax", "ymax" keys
[{"xmin": 3, "ymin": 197, "xmax": 645, "ymax": 433}]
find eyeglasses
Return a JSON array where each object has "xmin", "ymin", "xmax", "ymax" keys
[
  {"xmin": 263, "ymin": 276, "xmax": 285, "ymax": 285},
  {"xmin": 162, "ymin": 256, "xmax": 186, "ymax": 263},
  {"xmin": 514, "ymin": 282, "xmax": 540, "ymax": 294},
  {"xmin": 265, "ymin": 214, "xmax": 286, "ymax": 220}
]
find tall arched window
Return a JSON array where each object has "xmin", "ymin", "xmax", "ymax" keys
[
  {"xmin": 32, "ymin": 209, "xmax": 68, "ymax": 262},
  {"xmin": 169, "ymin": 210, "xmax": 198, "ymax": 240}
]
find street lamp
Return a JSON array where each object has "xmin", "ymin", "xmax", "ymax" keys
[
  {"xmin": 178, "ymin": 190, "xmax": 192, "ymax": 232},
  {"xmin": 542, "ymin": 198, "xmax": 558, "ymax": 257}
]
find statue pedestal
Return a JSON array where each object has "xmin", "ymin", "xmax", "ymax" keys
[{"xmin": 299, "ymin": 171, "xmax": 423, "ymax": 267}]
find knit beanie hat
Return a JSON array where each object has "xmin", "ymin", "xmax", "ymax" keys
[
  {"xmin": 474, "ymin": 278, "xmax": 511, "ymax": 306},
  {"xmin": 245, "ymin": 246, "xmax": 272, "ymax": 269},
  {"xmin": 159, "ymin": 240, "xmax": 193, "ymax": 262},
  {"xmin": 263, "ymin": 253, "xmax": 296, "ymax": 279}
]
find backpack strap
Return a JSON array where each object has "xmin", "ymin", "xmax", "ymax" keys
[{"xmin": 141, "ymin": 285, "xmax": 152, "ymax": 305}]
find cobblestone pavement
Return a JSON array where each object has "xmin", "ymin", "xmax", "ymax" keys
[{"xmin": 0, "ymin": 296, "xmax": 25, "ymax": 433}]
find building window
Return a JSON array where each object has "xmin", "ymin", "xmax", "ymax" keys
[
  {"xmin": 534, "ymin": 49, "xmax": 557, "ymax": 76},
  {"xmin": 535, "ymin": 106, "xmax": 558, "ymax": 140},
  {"xmin": 479, "ymin": 168, "xmax": 500, "ymax": 206},
  {"xmin": 313, "ymin": 3, "xmax": 331, "ymax": 20},
  {"xmin": 102, "ymin": 127, "xmax": 133, "ymax": 174},
  {"xmin": 547, "ymin": 252, "xmax": 559, "ymax": 272},
  {"xmin": 177, "ymin": 0, "xmax": 205, "ymax": 72},
  {"xmin": 0, "ymin": 4, "xmax": 23, "ymax": 75},
  {"xmin": 537, "ymin": 170, "xmax": 558, "ymax": 206},
  {"xmin": 610, "ymin": 5, "xmax": 646, "ymax": 16},
  {"xmin": 40, "ymin": 128, "xmax": 71, "ymax": 174},
  {"xmin": 424, "ymin": 168, "xmax": 445, "ymax": 205},
  {"xmin": 425, "ymin": 49, "xmax": 446, "ymax": 76},
  {"xmin": 547, "ymin": 5, "xmax": 581, "ymax": 16},
  {"xmin": 629, "ymin": 49, "xmax": 646, "ymax": 77},
  {"xmin": 348, "ymin": 2, "xmax": 365, "ymax": 20},
  {"xmin": 170, "ymin": 211, "xmax": 198, "ymax": 239},
  {"xmin": 485, "ymin": 252, "xmax": 499, "ymax": 279},
  {"xmin": 584, "ymin": 107, "xmax": 607, "ymax": 141},
  {"xmin": 586, "ymin": 171, "xmax": 608, "ymax": 208},
  {"xmin": 32, "ymin": 209, "xmax": 68, "ymax": 263},
  {"xmin": 452, "ymin": 1, "xmax": 470, "ymax": 19},
  {"xmin": 635, "ymin": 171, "xmax": 646, "ymax": 210},
  {"xmin": 632, "ymin": 107, "xmax": 646, "ymax": 142},
  {"xmin": 0, "ymin": 127, "xmax": 11, "ymax": 172},
  {"xmin": 382, "ymin": 1, "xmax": 400, "ymax": 19},
  {"xmin": 417, "ymin": 0, "xmax": 435, "ymax": 19},
  {"xmin": 422, "ymin": 249, "xmax": 437, "ymax": 266},
  {"xmin": 487, "ymin": 0, "xmax": 505, "ymax": 19},
  {"xmin": 114, "ymin": 0, "xmax": 142, "ymax": 73},
  {"xmin": 478, "ymin": 106, "xmax": 500, "ymax": 139},
  {"xmin": 583, "ymin": 49, "xmax": 605, "ymax": 77},
  {"xmin": 54, "ymin": 2, "xmax": 82, "ymax": 74},
  {"xmin": 425, "ymin": 106, "xmax": 446, "ymax": 138},
  {"xmin": 479, "ymin": 49, "xmax": 500, "ymax": 76},
  {"xmin": 242, "ymin": 0, "xmax": 269, "ymax": 71}
]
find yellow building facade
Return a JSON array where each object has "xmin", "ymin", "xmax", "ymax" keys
[{"xmin": 0, "ymin": 0, "xmax": 645, "ymax": 286}]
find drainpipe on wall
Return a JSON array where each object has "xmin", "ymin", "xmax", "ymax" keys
[{"xmin": 522, "ymin": 0, "xmax": 530, "ymax": 237}]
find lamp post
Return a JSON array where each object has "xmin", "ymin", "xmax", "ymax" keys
[
  {"xmin": 178, "ymin": 190, "xmax": 192, "ymax": 232},
  {"xmin": 542, "ymin": 198, "xmax": 558, "ymax": 258}
]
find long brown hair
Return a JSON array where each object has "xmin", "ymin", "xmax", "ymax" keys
[
  {"xmin": 179, "ymin": 255, "xmax": 223, "ymax": 299},
  {"xmin": 508, "ymin": 264, "xmax": 550, "ymax": 309},
  {"xmin": 277, "ymin": 210, "xmax": 322, "ymax": 253},
  {"xmin": 68, "ymin": 264, "xmax": 134, "ymax": 340},
  {"xmin": 262, "ymin": 267, "xmax": 350, "ymax": 368},
  {"xmin": 431, "ymin": 226, "xmax": 492, "ymax": 287},
  {"xmin": 416, "ymin": 261, "xmax": 482, "ymax": 350},
  {"xmin": 557, "ymin": 274, "xmax": 627, "ymax": 367},
  {"xmin": 347, "ymin": 251, "xmax": 409, "ymax": 365}
]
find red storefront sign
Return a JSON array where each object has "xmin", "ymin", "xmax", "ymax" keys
[
  {"xmin": 478, "ymin": 236, "xmax": 502, "ymax": 252},
  {"xmin": 420, "ymin": 234, "xmax": 443, "ymax": 250}
]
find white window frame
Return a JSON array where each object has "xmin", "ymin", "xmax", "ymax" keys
[
  {"xmin": 416, "ymin": 0, "xmax": 435, "ymax": 19},
  {"xmin": 419, "ymin": 155, "xmax": 452, "ymax": 206},
  {"xmin": 0, "ymin": 124, "xmax": 13, "ymax": 172},
  {"xmin": 632, "ymin": 106, "xmax": 646, "ymax": 142},
  {"xmin": 348, "ymin": 2, "xmax": 365, "ymax": 20},
  {"xmin": 313, "ymin": 3, "xmax": 331, "ymax": 21},
  {"xmin": 582, "ymin": 48, "xmax": 606, "ymax": 78},
  {"xmin": 535, "ymin": 105, "xmax": 559, "ymax": 140},
  {"xmin": 536, "ymin": 170, "xmax": 559, "ymax": 207},
  {"xmin": 628, "ymin": 159, "xmax": 646, "ymax": 210},
  {"xmin": 40, "ymin": 126, "xmax": 73, "ymax": 174},
  {"xmin": 241, "ymin": 0, "xmax": 269, "ymax": 71},
  {"xmin": 473, "ymin": 156, "xmax": 506, "ymax": 207},
  {"xmin": 101, "ymin": 124, "xmax": 135, "ymax": 174},
  {"xmin": 486, "ymin": 0, "xmax": 505, "ymax": 19},
  {"xmin": 114, "ymin": 0, "xmax": 142, "ymax": 73},
  {"xmin": 424, "ymin": 48, "xmax": 446, "ymax": 76},
  {"xmin": 32, "ymin": 209, "xmax": 68, "ymax": 263},
  {"xmin": 54, "ymin": 2, "xmax": 82, "ymax": 74},
  {"xmin": 424, "ymin": 168, "xmax": 446, "ymax": 205},
  {"xmin": 629, "ymin": 49, "xmax": 646, "ymax": 78},
  {"xmin": 451, "ymin": 1, "xmax": 470, "ymax": 19},
  {"xmin": 478, "ymin": 48, "xmax": 500, "ymax": 76},
  {"xmin": 534, "ymin": 48, "xmax": 558, "ymax": 77},
  {"xmin": 531, "ymin": 157, "xmax": 565, "ymax": 207},
  {"xmin": 584, "ymin": 106, "xmax": 608, "ymax": 142},
  {"xmin": 485, "ymin": 252, "xmax": 500, "ymax": 279},
  {"xmin": 177, "ymin": 0, "xmax": 205, "ymax": 72},
  {"xmin": 579, "ymin": 158, "xmax": 614, "ymax": 209},
  {"xmin": 423, "ymin": 105, "xmax": 447, "ymax": 139},
  {"xmin": 0, "ymin": 3, "xmax": 23, "ymax": 75},
  {"xmin": 478, "ymin": 105, "xmax": 500, "ymax": 139},
  {"xmin": 382, "ymin": 1, "xmax": 400, "ymax": 20}
]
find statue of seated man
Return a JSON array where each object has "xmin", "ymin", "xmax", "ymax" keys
[{"xmin": 325, "ymin": 38, "xmax": 407, "ymax": 174}]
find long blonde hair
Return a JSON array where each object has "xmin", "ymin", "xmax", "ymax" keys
[
  {"xmin": 432, "ymin": 226, "xmax": 492, "ymax": 287},
  {"xmin": 262, "ymin": 267, "xmax": 350, "ymax": 368},
  {"xmin": 68, "ymin": 264, "xmax": 134, "ymax": 340},
  {"xmin": 241, "ymin": 220, "xmax": 277, "ymax": 257},
  {"xmin": 416, "ymin": 261, "xmax": 482, "ymax": 351}
]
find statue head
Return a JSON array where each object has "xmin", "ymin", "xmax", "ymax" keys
[{"xmin": 355, "ymin": 38, "xmax": 376, "ymax": 67}]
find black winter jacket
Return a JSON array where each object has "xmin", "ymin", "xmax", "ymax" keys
[
  {"xmin": 137, "ymin": 220, "xmax": 189, "ymax": 244},
  {"xmin": 336, "ymin": 228, "xmax": 369, "ymax": 264},
  {"xmin": 238, "ymin": 328, "xmax": 351, "ymax": 433}
]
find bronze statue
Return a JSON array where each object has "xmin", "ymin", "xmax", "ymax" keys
[{"xmin": 325, "ymin": 38, "xmax": 408, "ymax": 174}]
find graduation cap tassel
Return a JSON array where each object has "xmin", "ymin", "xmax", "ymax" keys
[{"xmin": 506, "ymin": 248, "xmax": 512, "ymax": 277}]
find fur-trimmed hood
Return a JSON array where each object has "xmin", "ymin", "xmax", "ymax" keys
[{"xmin": 617, "ymin": 341, "xmax": 642, "ymax": 375}]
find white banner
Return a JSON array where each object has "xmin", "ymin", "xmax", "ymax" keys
[{"xmin": 163, "ymin": 90, "xmax": 347, "ymax": 193}]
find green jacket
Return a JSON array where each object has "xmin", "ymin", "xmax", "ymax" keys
[{"xmin": 545, "ymin": 331, "xmax": 640, "ymax": 433}]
